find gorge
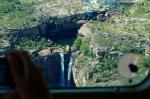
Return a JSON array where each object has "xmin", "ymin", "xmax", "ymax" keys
[{"xmin": 5, "ymin": 11, "xmax": 100, "ymax": 88}]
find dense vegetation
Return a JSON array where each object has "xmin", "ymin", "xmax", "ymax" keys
[{"xmin": 0, "ymin": 0, "xmax": 35, "ymax": 29}]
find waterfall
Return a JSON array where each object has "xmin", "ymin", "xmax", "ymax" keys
[
  {"xmin": 59, "ymin": 52, "xmax": 73, "ymax": 87},
  {"xmin": 67, "ymin": 54, "xmax": 73, "ymax": 87},
  {"xmin": 60, "ymin": 53, "xmax": 65, "ymax": 87}
]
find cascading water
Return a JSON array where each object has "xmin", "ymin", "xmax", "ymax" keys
[
  {"xmin": 59, "ymin": 52, "xmax": 74, "ymax": 87},
  {"xmin": 60, "ymin": 53, "xmax": 65, "ymax": 87},
  {"xmin": 67, "ymin": 54, "xmax": 73, "ymax": 87}
]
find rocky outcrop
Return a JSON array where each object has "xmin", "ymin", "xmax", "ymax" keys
[
  {"xmin": 78, "ymin": 23, "xmax": 91, "ymax": 37},
  {"xmin": 0, "ymin": 40, "xmax": 12, "ymax": 53},
  {"xmin": 72, "ymin": 53, "xmax": 99, "ymax": 86}
]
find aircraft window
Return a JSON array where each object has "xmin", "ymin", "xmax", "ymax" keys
[{"xmin": 0, "ymin": 0, "xmax": 150, "ymax": 88}]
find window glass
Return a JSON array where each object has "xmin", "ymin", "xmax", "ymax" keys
[{"xmin": 0, "ymin": 0, "xmax": 150, "ymax": 88}]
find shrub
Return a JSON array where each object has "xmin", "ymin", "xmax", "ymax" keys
[
  {"xmin": 80, "ymin": 38, "xmax": 95, "ymax": 57},
  {"xmin": 5, "ymin": 35, "xmax": 52, "ymax": 50},
  {"xmin": 73, "ymin": 38, "xmax": 82, "ymax": 47}
]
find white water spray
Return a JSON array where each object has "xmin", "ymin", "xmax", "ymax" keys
[
  {"xmin": 60, "ymin": 53, "xmax": 65, "ymax": 87},
  {"xmin": 67, "ymin": 54, "xmax": 73, "ymax": 87}
]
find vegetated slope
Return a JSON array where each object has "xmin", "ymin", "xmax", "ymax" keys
[{"xmin": 72, "ymin": 0, "xmax": 150, "ymax": 87}]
